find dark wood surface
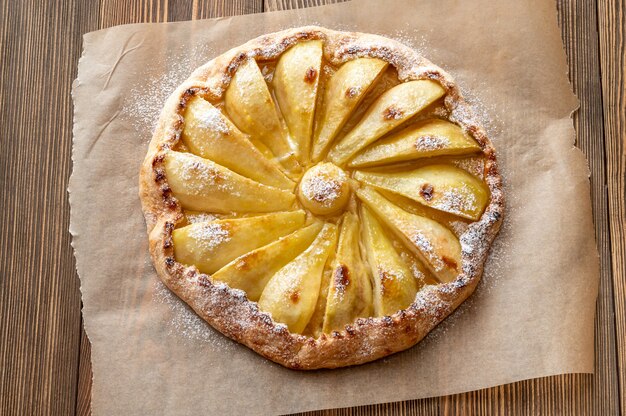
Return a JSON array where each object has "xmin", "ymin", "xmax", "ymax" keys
[{"xmin": 0, "ymin": 0, "xmax": 623, "ymax": 414}]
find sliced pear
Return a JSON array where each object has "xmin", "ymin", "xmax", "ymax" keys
[
  {"xmin": 182, "ymin": 95, "xmax": 293, "ymax": 190},
  {"xmin": 211, "ymin": 222, "xmax": 323, "ymax": 301},
  {"xmin": 361, "ymin": 207, "xmax": 420, "ymax": 316},
  {"xmin": 355, "ymin": 164, "xmax": 489, "ymax": 221},
  {"xmin": 397, "ymin": 247, "xmax": 440, "ymax": 286},
  {"xmin": 382, "ymin": 219, "xmax": 440, "ymax": 285},
  {"xmin": 173, "ymin": 140, "xmax": 190, "ymax": 152},
  {"xmin": 224, "ymin": 58, "xmax": 299, "ymax": 172},
  {"xmin": 184, "ymin": 210, "xmax": 259, "ymax": 224},
  {"xmin": 328, "ymin": 80, "xmax": 446, "ymax": 165},
  {"xmin": 245, "ymin": 135, "xmax": 304, "ymax": 178},
  {"xmin": 164, "ymin": 151, "xmax": 295, "ymax": 213},
  {"xmin": 322, "ymin": 213, "xmax": 373, "ymax": 333},
  {"xmin": 258, "ymin": 223, "xmax": 338, "ymax": 334},
  {"xmin": 303, "ymin": 263, "xmax": 333, "ymax": 338},
  {"xmin": 173, "ymin": 211, "xmax": 305, "ymax": 275},
  {"xmin": 311, "ymin": 58, "xmax": 388, "ymax": 162},
  {"xmin": 378, "ymin": 190, "xmax": 471, "ymax": 237},
  {"xmin": 273, "ymin": 41, "xmax": 323, "ymax": 162},
  {"xmin": 356, "ymin": 187, "xmax": 461, "ymax": 282},
  {"xmin": 349, "ymin": 119, "xmax": 480, "ymax": 167},
  {"xmin": 452, "ymin": 156, "xmax": 486, "ymax": 180}
]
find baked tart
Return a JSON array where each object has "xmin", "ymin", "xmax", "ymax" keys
[{"xmin": 140, "ymin": 26, "xmax": 504, "ymax": 369}]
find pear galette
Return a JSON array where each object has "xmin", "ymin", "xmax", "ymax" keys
[{"xmin": 139, "ymin": 26, "xmax": 503, "ymax": 369}]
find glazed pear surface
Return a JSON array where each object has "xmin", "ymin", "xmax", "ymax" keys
[{"xmin": 161, "ymin": 40, "xmax": 493, "ymax": 336}]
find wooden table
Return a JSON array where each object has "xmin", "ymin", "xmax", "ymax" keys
[{"xmin": 1, "ymin": 0, "xmax": 623, "ymax": 414}]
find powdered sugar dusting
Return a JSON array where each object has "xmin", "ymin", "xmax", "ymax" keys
[
  {"xmin": 413, "ymin": 226, "xmax": 509, "ymax": 346},
  {"xmin": 432, "ymin": 185, "xmax": 477, "ymax": 217},
  {"xmin": 448, "ymin": 220, "xmax": 470, "ymax": 236},
  {"xmin": 189, "ymin": 222, "xmax": 231, "ymax": 250},
  {"xmin": 153, "ymin": 280, "xmax": 236, "ymax": 351},
  {"xmin": 195, "ymin": 104, "xmax": 229, "ymax": 133},
  {"xmin": 414, "ymin": 135, "xmax": 450, "ymax": 151},
  {"xmin": 477, "ymin": 180, "xmax": 512, "ymax": 295},
  {"xmin": 391, "ymin": 27, "xmax": 432, "ymax": 58},
  {"xmin": 300, "ymin": 165, "xmax": 347, "ymax": 209},
  {"xmin": 454, "ymin": 83, "xmax": 503, "ymax": 145},
  {"xmin": 431, "ymin": 106, "xmax": 450, "ymax": 118},
  {"xmin": 410, "ymin": 263, "xmax": 425, "ymax": 280},
  {"xmin": 122, "ymin": 44, "xmax": 213, "ymax": 137},
  {"xmin": 410, "ymin": 231, "xmax": 443, "ymax": 271},
  {"xmin": 186, "ymin": 212, "xmax": 219, "ymax": 223},
  {"xmin": 177, "ymin": 153, "xmax": 233, "ymax": 192},
  {"xmin": 452, "ymin": 157, "xmax": 485, "ymax": 179},
  {"xmin": 412, "ymin": 285, "xmax": 449, "ymax": 325},
  {"xmin": 399, "ymin": 251, "xmax": 426, "ymax": 281},
  {"xmin": 302, "ymin": 175, "xmax": 342, "ymax": 207},
  {"xmin": 179, "ymin": 159, "xmax": 213, "ymax": 181},
  {"xmin": 391, "ymin": 25, "xmax": 503, "ymax": 144},
  {"xmin": 412, "ymin": 212, "xmax": 509, "ymax": 345}
]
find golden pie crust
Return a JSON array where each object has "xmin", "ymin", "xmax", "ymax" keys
[{"xmin": 139, "ymin": 26, "xmax": 504, "ymax": 369}]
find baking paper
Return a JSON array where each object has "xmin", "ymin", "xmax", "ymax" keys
[{"xmin": 70, "ymin": 0, "xmax": 598, "ymax": 414}]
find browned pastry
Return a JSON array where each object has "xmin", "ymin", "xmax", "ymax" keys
[{"xmin": 139, "ymin": 26, "xmax": 504, "ymax": 369}]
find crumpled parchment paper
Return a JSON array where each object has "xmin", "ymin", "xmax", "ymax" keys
[{"xmin": 70, "ymin": 0, "xmax": 598, "ymax": 414}]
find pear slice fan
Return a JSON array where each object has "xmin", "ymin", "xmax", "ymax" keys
[{"xmin": 140, "ymin": 26, "xmax": 503, "ymax": 369}]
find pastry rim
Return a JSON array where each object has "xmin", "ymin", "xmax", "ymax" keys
[{"xmin": 139, "ymin": 26, "xmax": 504, "ymax": 370}]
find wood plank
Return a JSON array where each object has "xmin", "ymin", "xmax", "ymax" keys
[
  {"xmin": 0, "ymin": 0, "xmax": 95, "ymax": 414},
  {"xmin": 76, "ymin": 322, "xmax": 93, "ymax": 416},
  {"xmin": 441, "ymin": 375, "xmax": 593, "ymax": 415},
  {"xmin": 556, "ymin": 0, "xmax": 619, "ymax": 413},
  {"xmin": 97, "ymin": 0, "xmax": 262, "ymax": 26},
  {"xmin": 597, "ymin": 1, "xmax": 626, "ymax": 414},
  {"xmin": 265, "ymin": 0, "xmax": 343, "ymax": 9}
]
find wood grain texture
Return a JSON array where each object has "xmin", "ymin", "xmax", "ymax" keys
[
  {"xmin": 265, "ymin": 0, "xmax": 344, "ymax": 10},
  {"xmin": 597, "ymin": 0, "xmax": 626, "ymax": 414},
  {"xmin": 76, "ymin": 323, "xmax": 92, "ymax": 416},
  {"xmin": 557, "ymin": 0, "xmax": 621, "ymax": 414},
  {"xmin": 0, "ymin": 0, "xmax": 619, "ymax": 415},
  {"xmin": 294, "ymin": 375, "xmax": 593, "ymax": 416},
  {"xmin": 0, "ymin": 0, "xmax": 94, "ymax": 414},
  {"xmin": 98, "ymin": 0, "xmax": 262, "ymax": 26}
]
